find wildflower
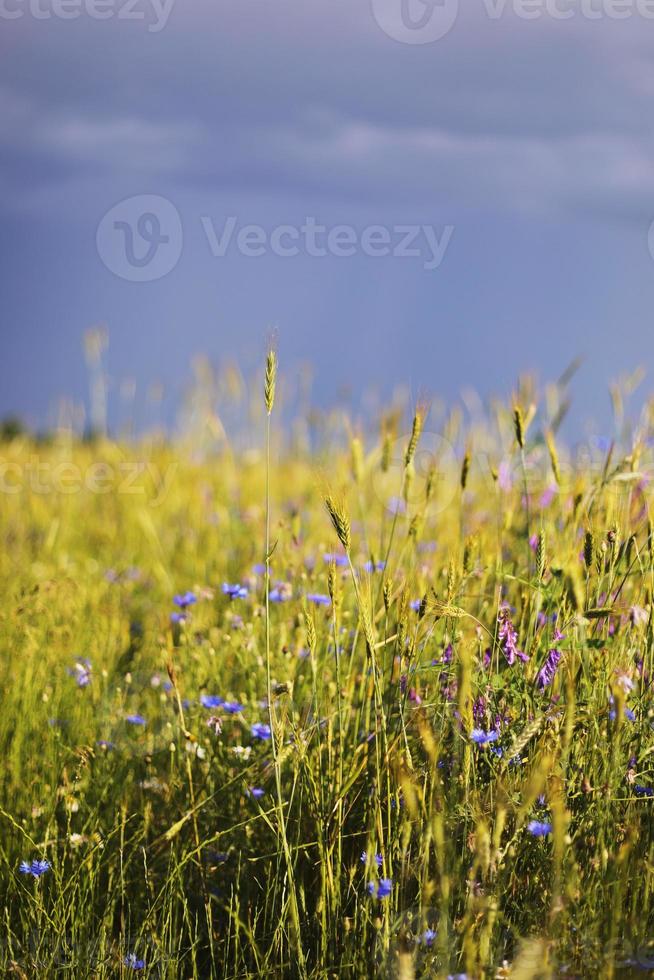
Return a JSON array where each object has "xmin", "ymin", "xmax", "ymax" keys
[
  {"xmin": 410, "ymin": 599, "xmax": 422, "ymax": 612},
  {"xmin": 498, "ymin": 606, "xmax": 529, "ymax": 665},
  {"xmin": 222, "ymin": 583, "xmax": 248, "ymax": 599},
  {"xmin": 360, "ymin": 851, "xmax": 383, "ymax": 867},
  {"xmin": 124, "ymin": 953, "xmax": 145, "ymax": 970},
  {"xmin": 68, "ymin": 657, "xmax": 92, "ymax": 688},
  {"xmin": 364, "ymin": 560, "xmax": 386, "ymax": 573},
  {"xmin": 174, "ymin": 591, "xmax": 197, "ymax": 609},
  {"xmin": 248, "ymin": 787, "xmax": 265, "ymax": 798},
  {"xmin": 634, "ymin": 785, "xmax": 654, "ymax": 797},
  {"xmin": 305, "ymin": 593, "xmax": 331, "ymax": 606},
  {"xmin": 527, "ymin": 820, "xmax": 552, "ymax": 837},
  {"xmin": 614, "ymin": 669, "xmax": 635, "ymax": 694},
  {"xmin": 630, "ymin": 605, "xmax": 648, "ymax": 627},
  {"xmin": 200, "ymin": 694, "xmax": 224, "ymax": 709},
  {"xmin": 470, "ymin": 728, "xmax": 499, "ymax": 745},
  {"xmin": 536, "ymin": 648, "xmax": 562, "ymax": 689},
  {"xmin": 367, "ymin": 878, "xmax": 392, "ymax": 899},
  {"xmin": 323, "ymin": 553, "xmax": 348, "ymax": 567},
  {"xmin": 97, "ymin": 739, "xmax": 115, "ymax": 750},
  {"xmin": 540, "ymin": 486, "xmax": 556, "ymax": 509},
  {"xmin": 206, "ymin": 715, "xmax": 223, "ymax": 734},
  {"xmin": 223, "ymin": 701, "xmax": 244, "ymax": 714},
  {"xmin": 421, "ymin": 929, "xmax": 437, "ymax": 947},
  {"xmin": 19, "ymin": 859, "xmax": 51, "ymax": 878},
  {"xmin": 387, "ymin": 496, "xmax": 406, "ymax": 515},
  {"xmin": 269, "ymin": 585, "xmax": 291, "ymax": 603},
  {"xmin": 170, "ymin": 612, "xmax": 187, "ymax": 624},
  {"xmin": 126, "ymin": 714, "xmax": 146, "ymax": 726},
  {"xmin": 608, "ymin": 698, "xmax": 635, "ymax": 722},
  {"xmin": 251, "ymin": 723, "xmax": 272, "ymax": 740}
]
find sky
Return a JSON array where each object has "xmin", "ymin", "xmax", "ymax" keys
[{"xmin": 1, "ymin": 0, "xmax": 653, "ymax": 434}]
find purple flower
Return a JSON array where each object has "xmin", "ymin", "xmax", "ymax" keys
[
  {"xmin": 635, "ymin": 785, "xmax": 654, "ymax": 798},
  {"xmin": 124, "ymin": 953, "xmax": 145, "ymax": 970},
  {"xmin": 251, "ymin": 723, "xmax": 272, "ymax": 741},
  {"xmin": 170, "ymin": 612, "xmax": 187, "ymax": 624},
  {"xmin": 68, "ymin": 657, "xmax": 92, "ymax": 688},
  {"xmin": 200, "ymin": 694, "xmax": 224, "ymax": 709},
  {"xmin": 527, "ymin": 820, "xmax": 552, "ymax": 837},
  {"xmin": 367, "ymin": 877, "xmax": 392, "ymax": 899},
  {"xmin": 323, "ymin": 553, "xmax": 348, "ymax": 567},
  {"xmin": 540, "ymin": 486, "xmax": 556, "ymax": 509},
  {"xmin": 498, "ymin": 607, "xmax": 529, "ymax": 665},
  {"xmin": 387, "ymin": 496, "xmax": 406, "ymax": 515},
  {"xmin": 269, "ymin": 586, "xmax": 291, "ymax": 603},
  {"xmin": 222, "ymin": 583, "xmax": 248, "ymax": 599},
  {"xmin": 421, "ymin": 929, "xmax": 437, "ymax": 947},
  {"xmin": 223, "ymin": 701, "xmax": 244, "ymax": 714},
  {"xmin": 470, "ymin": 728, "xmax": 499, "ymax": 746},
  {"xmin": 19, "ymin": 859, "xmax": 51, "ymax": 878},
  {"xmin": 536, "ymin": 648, "xmax": 562, "ymax": 689},
  {"xmin": 126, "ymin": 714, "xmax": 146, "ymax": 726},
  {"xmin": 305, "ymin": 593, "xmax": 331, "ymax": 606},
  {"xmin": 364, "ymin": 560, "xmax": 386, "ymax": 573},
  {"xmin": 174, "ymin": 591, "xmax": 197, "ymax": 609},
  {"xmin": 248, "ymin": 787, "xmax": 265, "ymax": 799},
  {"xmin": 361, "ymin": 851, "xmax": 383, "ymax": 867}
]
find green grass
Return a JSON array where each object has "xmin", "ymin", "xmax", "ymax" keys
[{"xmin": 1, "ymin": 365, "xmax": 654, "ymax": 978}]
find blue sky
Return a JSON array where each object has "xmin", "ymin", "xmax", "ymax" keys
[{"xmin": 1, "ymin": 0, "xmax": 653, "ymax": 433}]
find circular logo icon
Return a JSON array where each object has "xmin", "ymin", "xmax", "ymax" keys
[
  {"xmin": 371, "ymin": 0, "xmax": 459, "ymax": 43},
  {"xmin": 96, "ymin": 195, "xmax": 182, "ymax": 282}
]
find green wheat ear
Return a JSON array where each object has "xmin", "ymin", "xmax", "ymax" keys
[
  {"xmin": 513, "ymin": 405, "xmax": 525, "ymax": 449},
  {"xmin": 325, "ymin": 495, "xmax": 351, "ymax": 552},
  {"xmin": 264, "ymin": 348, "xmax": 277, "ymax": 415}
]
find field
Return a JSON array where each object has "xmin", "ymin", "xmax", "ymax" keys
[{"xmin": 1, "ymin": 354, "xmax": 654, "ymax": 978}]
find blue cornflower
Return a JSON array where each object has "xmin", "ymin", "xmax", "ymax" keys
[
  {"xmin": 634, "ymin": 785, "xmax": 654, "ymax": 797},
  {"xmin": 421, "ymin": 929, "xmax": 437, "ymax": 947},
  {"xmin": 124, "ymin": 953, "xmax": 145, "ymax": 970},
  {"xmin": 68, "ymin": 657, "xmax": 92, "ymax": 688},
  {"xmin": 251, "ymin": 723, "xmax": 272, "ymax": 740},
  {"xmin": 222, "ymin": 583, "xmax": 248, "ymax": 599},
  {"xmin": 97, "ymin": 740, "xmax": 115, "ymax": 751},
  {"xmin": 174, "ymin": 591, "xmax": 197, "ymax": 609},
  {"xmin": 410, "ymin": 599, "xmax": 422, "ymax": 612},
  {"xmin": 360, "ymin": 851, "xmax": 383, "ymax": 867},
  {"xmin": 248, "ymin": 787, "xmax": 265, "ymax": 799},
  {"xmin": 608, "ymin": 697, "xmax": 636, "ymax": 722},
  {"xmin": 323, "ymin": 553, "xmax": 348, "ymax": 567},
  {"xmin": 527, "ymin": 820, "xmax": 552, "ymax": 837},
  {"xmin": 367, "ymin": 878, "xmax": 392, "ymax": 899},
  {"xmin": 223, "ymin": 701, "xmax": 244, "ymax": 714},
  {"xmin": 269, "ymin": 587, "xmax": 290, "ymax": 603},
  {"xmin": 19, "ymin": 859, "xmax": 51, "ymax": 878},
  {"xmin": 364, "ymin": 560, "xmax": 386, "ymax": 573},
  {"xmin": 201, "ymin": 694, "xmax": 224, "ymax": 709},
  {"xmin": 170, "ymin": 612, "xmax": 187, "ymax": 624},
  {"xmin": 470, "ymin": 728, "xmax": 499, "ymax": 746},
  {"xmin": 126, "ymin": 714, "xmax": 146, "ymax": 726},
  {"xmin": 305, "ymin": 593, "xmax": 331, "ymax": 606}
]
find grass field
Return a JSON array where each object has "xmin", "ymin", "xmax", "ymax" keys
[{"xmin": 1, "ymin": 354, "xmax": 654, "ymax": 978}]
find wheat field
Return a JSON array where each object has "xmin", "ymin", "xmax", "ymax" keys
[{"xmin": 1, "ymin": 353, "xmax": 653, "ymax": 978}]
